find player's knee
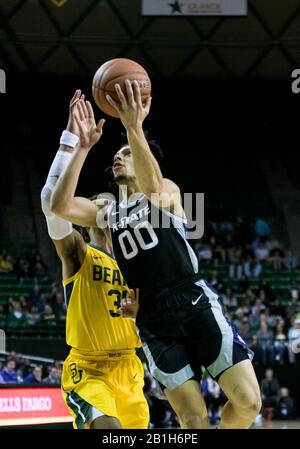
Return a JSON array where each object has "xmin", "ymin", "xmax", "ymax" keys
[
  {"xmin": 180, "ymin": 411, "xmax": 210, "ymax": 429},
  {"xmin": 233, "ymin": 387, "xmax": 262, "ymax": 417},
  {"xmin": 252, "ymin": 392, "xmax": 262, "ymax": 415},
  {"xmin": 244, "ymin": 395, "xmax": 261, "ymax": 419},
  {"xmin": 90, "ymin": 415, "xmax": 121, "ymax": 429}
]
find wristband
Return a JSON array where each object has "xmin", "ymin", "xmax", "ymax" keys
[{"xmin": 60, "ymin": 130, "xmax": 79, "ymax": 148}]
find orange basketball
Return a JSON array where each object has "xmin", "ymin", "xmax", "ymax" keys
[{"xmin": 92, "ymin": 58, "xmax": 151, "ymax": 118}]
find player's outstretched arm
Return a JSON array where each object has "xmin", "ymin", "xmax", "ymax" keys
[
  {"xmin": 106, "ymin": 81, "xmax": 161, "ymax": 194},
  {"xmin": 51, "ymin": 100, "xmax": 106, "ymax": 228},
  {"xmin": 106, "ymin": 81, "xmax": 184, "ymax": 215},
  {"xmin": 41, "ymin": 90, "xmax": 90, "ymax": 279}
]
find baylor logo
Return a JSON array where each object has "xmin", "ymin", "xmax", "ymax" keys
[{"xmin": 70, "ymin": 363, "xmax": 83, "ymax": 384}]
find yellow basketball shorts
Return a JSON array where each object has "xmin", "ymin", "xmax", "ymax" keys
[{"xmin": 61, "ymin": 349, "xmax": 149, "ymax": 429}]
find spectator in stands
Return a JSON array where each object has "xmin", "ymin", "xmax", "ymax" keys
[
  {"xmin": 143, "ymin": 372, "xmax": 175, "ymax": 428},
  {"xmin": 23, "ymin": 366, "xmax": 43, "ymax": 384},
  {"xmin": 0, "ymin": 359, "xmax": 22, "ymax": 383},
  {"xmin": 52, "ymin": 291, "xmax": 66, "ymax": 319},
  {"xmin": 254, "ymin": 238, "xmax": 270, "ymax": 262},
  {"xmin": 6, "ymin": 352, "xmax": 29, "ymax": 380},
  {"xmin": 221, "ymin": 287, "xmax": 238, "ymax": 309},
  {"xmin": 249, "ymin": 335, "xmax": 260, "ymax": 365},
  {"xmin": 288, "ymin": 317, "xmax": 300, "ymax": 363},
  {"xmin": 266, "ymin": 235, "xmax": 283, "ymax": 252},
  {"xmin": 7, "ymin": 351, "xmax": 17, "ymax": 361},
  {"xmin": 209, "ymin": 270, "xmax": 221, "ymax": 288},
  {"xmin": 197, "ymin": 243, "xmax": 213, "ymax": 265},
  {"xmin": 274, "ymin": 387, "xmax": 297, "ymax": 420},
  {"xmin": 284, "ymin": 250, "xmax": 298, "ymax": 271},
  {"xmin": 290, "ymin": 285, "xmax": 299, "ymax": 302},
  {"xmin": 0, "ymin": 253, "xmax": 14, "ymax": 273},
  {"xmin": 42, "ymin": 366, "xmax": 60, "ymax": 385},
  {"xmin": 228, "ymin": 245, "xmax": 243, "ymax": 280},
  {"xmin": 244, "ymin": 287, "xmax": 256, "ymax": 304},
  {"xmin": 258, "ymin": 288, "xmax": 268, "ymax": 305},
  {"xmin": 232, "ymin": 307, "xmax": 245, "ymax": 330},
  {"xmin": 30, "ymin": 252, "xmax": 49, "ymax": 275},
  {"xmin": 268, "ymin": 249, "xmax": 284, "ymax": 270},
  {"xmin": 286, "ymin": 299, "xmax": 300, "ymax": 327},
  {"xmin": 274, "ymin": 321, "xmax": 288, "ymax": 364},
  {"xmin": 219, "ymin": 218, "xmax": 234, "ymax": 234},
  {"xmin": 19, "ymin": 358, "xmax": 33, "ymax": 379},
  {"xmin": 26, "ymin": 305, "xmax": 41, "ymax": 327},
  {"xmin": 256, "ymin": 320, "xmax": 274, "ymax": 365},
  {"xmin": 260, "ymin": 368, "xmax": 280, "ymax": 419},
  {"xmin": 243, "ymin": 256, "xmax": 262, "ymax": 278},
  {"xmin": 41, "ymin": 305, "xmax": 56, "ymax": 326},
  {"xmin": 259, "ymin": 279, "xmax": 273, "ymax": 303},
  {"xmin": 19, "ymin": 295, "xmax": 31, "ymax": 313},
  {"xmin": 249, "ymin": 301, "xmax": 266, "ymax": 332},
  {"xmin": 237, "ymin": 277, "xmax": 251, "ymax": 298},
  {"xmin": 201, "ymin": 375, "xmax": 224, "ymax": 425},
  {"xmin": 210, "ymin": 236, "xmax": 226, "ymax": 265},
  {"xmin": 255, "ymin": 217, "xmax": 270, "ymax": 238},
  {"xmin": 53, "ymin": 361, "xmax": 63, "ymax": 380},
  {"xmin": 6, "ymin": 301, "xmax": 27, "ymax": 329},
  {"xmin": 259, "ymin": 308, "xmax": 275, "ymax": 330},
  {"xmin": 238, "ymin": 317, "xmax": 255, "ymax": 346},
  {"xmin": 28, "ymin": 285, "xmax": 45, "ymax": 313},
  {"xmin": 16, "ymin": 256, "xmax": 32, "ymax": 283},
  {"xmin": 32, "ymin": 261, "xmax": 49, "ymax": 284}
]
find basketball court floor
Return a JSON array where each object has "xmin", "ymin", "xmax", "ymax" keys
[{"xmin": 252, "ymin": 420, "xmax": 300, "ymax": 429}]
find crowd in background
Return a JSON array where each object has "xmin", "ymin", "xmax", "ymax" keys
[
  {"xmin": 191, "ymin": 216, "xmax": 300, "ymax": 366},
  {"xmin": 0, "ymin": 248, "xmax": 50, "ymax": 283},
  {"xmin": 0, "ymin": 216, "xmax": 300, "ymax": 359},
  {"xmin": 0, "ymin": 350, "xmax": 298, "ymax": 426},
  {"xmin": 0, "ymin": 351, "xmax": 61, "ymax": 385},
  {"xmin": 0, "ymin": 215, "xmax": 300, "ymax": 424},
  {"xmin": 0, "ymin": 249, "xmax": 66, "ymax": 331},
  {"xmin": 192, "ymin": 216, "xmax": 297, "ymax": 275}
]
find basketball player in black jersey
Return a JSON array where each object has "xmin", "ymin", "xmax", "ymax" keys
[{"xmin": 51, "ymin": 81, "xmax": 261, "ymax": 429}]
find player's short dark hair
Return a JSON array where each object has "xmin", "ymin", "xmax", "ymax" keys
[
  {"xmin": 120, "ymin": 130, "xmax": 163, "ymax": 162},
  {"xmin": 105, "ymin": 131, "xmax": 163, "ymax": 188}
]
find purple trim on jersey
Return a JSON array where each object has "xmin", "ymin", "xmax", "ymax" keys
[{"xmin": 203, "ymin": 280, "xmax": 252, "ymax": 355}]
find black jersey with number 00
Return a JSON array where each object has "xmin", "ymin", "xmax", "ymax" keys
[{"xmin": 107, "ymin": 195, "xmax": 199, "ymax": 299}]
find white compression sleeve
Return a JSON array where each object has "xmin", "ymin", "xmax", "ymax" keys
[{"xmin": 41, "ymin": 150, "xmax": 73, "ymax": 240}]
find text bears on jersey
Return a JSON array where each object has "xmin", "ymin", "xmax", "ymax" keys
[{"xmin": 92, "ymin": 264, "xmax": 127, "ymax": 286}]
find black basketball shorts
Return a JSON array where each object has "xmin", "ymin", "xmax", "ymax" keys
[{"xmin": 137, "ymin": 279, "xmax": 253, "ymax": 391}]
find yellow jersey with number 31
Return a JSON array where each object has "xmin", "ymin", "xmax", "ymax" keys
[{"xmin": 63, "ymin": 243, "xmax": 141, "ymax": 352}]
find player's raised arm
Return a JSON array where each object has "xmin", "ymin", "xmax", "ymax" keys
[
  {"xmin": 41, "ymin": 90, "xmax": 90, "ymax": 279},
  {"xmin": 106, "ymin": 81, "xmax": 181, "ymax": 203},
  {"xmin": 110, "ymin": 80, "xmax": 161, "ymax": 189},
  {"xmin": 50, "ymin": 99, "xmax": 106, "ymax": 227}
]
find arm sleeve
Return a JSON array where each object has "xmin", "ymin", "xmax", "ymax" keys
[{"xmin": 41, "ymin": 150, "xmax": 73, "ymax": 240}]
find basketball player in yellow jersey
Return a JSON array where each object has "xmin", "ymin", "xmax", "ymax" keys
[{"xmin": 40, "ymin": 90, "xmax": 149, "ymax": 429}]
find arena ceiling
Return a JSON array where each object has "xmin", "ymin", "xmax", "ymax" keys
[{"xmin": 1, "ymin": 0, "xmax": 300, "ymax": 79}]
